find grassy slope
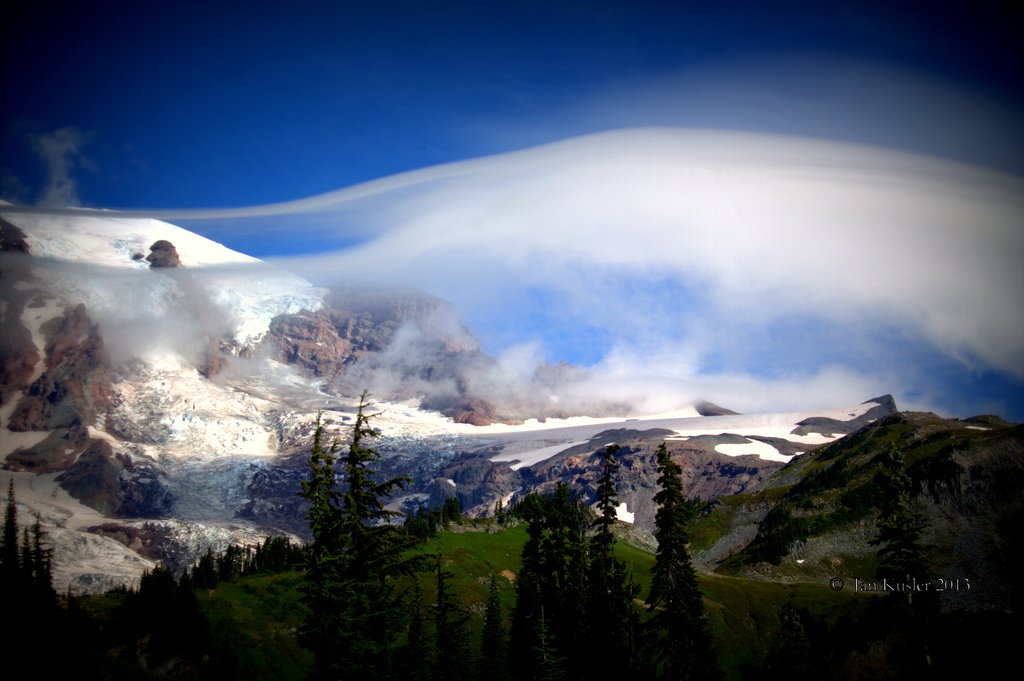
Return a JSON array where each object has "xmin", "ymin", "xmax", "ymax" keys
[
  {"xmin": 71, "ymin": 520, "xmax": 866, "ymax": 680},
  {"xmin": 301, "ymin": 523, "xmax": 867, "ymax": 678},
  {"xmin": 693, "ymin": 413, "xmax": 1018, "ymax": 582}
]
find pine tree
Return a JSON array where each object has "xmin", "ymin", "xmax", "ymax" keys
[
  {"xmin": 1, "ymin": 484, "xmax": 58, "ymax": 658},
  {"xmin": 584, "ymin": 445, "xmax": 635, "ymax": 678},
  {"xmin": 510, "ymin": 503, "xmax": 547, "ymax": 680},
  {"xmin": 509, "ymin": 483, "xmax": 589, "ymax": 681},
  {"xmin": 533, "ymin": 607, "xmax": 566, "ymax": 681},
  {"xmin": 297, "ymin": 408, "xmax": 346, "ymax": 678},
  {"xmin": 1, "ymin": 479, "xmax": 18, "ymax": 581},
  {"xmin": 646, "ymin": 443, "xmax": 719, "ymax": 681},
  {"xmin": 871, "ymin": 442, "xmax": 931, "ymax": 607},
  {"xmin": 21, "ymin": 525, "xmax": 33, "ymax": 581},
  {"xmin": 29, "ymin": 515, "xmax": 55, "ymax": 606},
  {"xmin": 193, "ymin": 547, "xmax": 219, "ymax": 589},
  {"xmin": 298, "ymin": 391, "xmax": 417, "ymax": 679},
  {"xmin": 480, "ymin": 574, "xmax": 510, "ymax": 681},
  {"xmin": 403, "ymin": 580, "xmax": 433, "ymax": 681},
  {"xmin": 340, "ymin": 390, "xmax": 417, "ymax": 674},
  {"xmin": 434, "ymin": 555, "xmax": 473, "ymax": 680}
]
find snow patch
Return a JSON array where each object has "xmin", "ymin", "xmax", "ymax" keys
[
  {"xmin": 715, "ymin": 439, "xmax": 787, "ymax": 462},
  {"xmin": 491, "ymin": 440, "xmax": 589, "ymax": 471},
  {"xmin": 0, "ymin": 430, "xmax": 52, "ymax": 460},
  {"xmin": 17, "ymin": 212, "xmax": 258, "ymax": 269},
  {"xmin": 615, "ymin": 502, "xmax": 634, "ymax": 524}
]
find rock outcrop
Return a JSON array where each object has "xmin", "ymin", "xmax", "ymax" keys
[
  {"xmin": 789, "ymin": 394, "xmax": 897, "ymax": 436},
  {"xmin": 146, "ymin": 240, "xmax": 181, "ymax": 268},
  {"xmin": 7, "ymin": 303, "xmax": 114, "ymax": 431},
  {"xmin": 0, "ymin": 217, "xmax": 39, "ymax": 409},
  {"xmin": 688, "ymin": 410, "xmax": 1024, "ymax": 613},
  {"xmin": 0, "ymin": 215, "xmax": 30, "ymax": 253},
  {"xmin": 266, "ymin": 285, "xmax": 483, "ymax": 379}
]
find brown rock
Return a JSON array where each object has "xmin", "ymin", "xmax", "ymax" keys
[
  {"xmin": 146, "ymin": 240, "xmax": 181, "ymax": 268},
  {"xmin": 8, "ymin": 304, "xmax": 114, "ymax": 431}
]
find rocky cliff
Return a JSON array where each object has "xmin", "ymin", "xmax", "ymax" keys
[{"xmin": 688, "ymin": 411, "xmax": 1023, "ymax": 611}]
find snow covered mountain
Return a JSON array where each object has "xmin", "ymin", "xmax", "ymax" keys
[{"xmin": 0, "ymin": 208, "xmax": 897, "ymax": 593}]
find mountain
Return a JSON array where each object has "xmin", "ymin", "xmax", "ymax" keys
[
  {"xmin": 1, "ymin": 208, "xmax": 901, "ymax": 592},
  {"xmin": 688, "ymin": 410, "xmax": 1023, "ymax": 610}
]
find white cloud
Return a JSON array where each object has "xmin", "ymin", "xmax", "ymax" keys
[
  {"xmin": 30, "ymin": 127, "xmax": 95, "ymax": 207},
  {"xmin": 265, "ymin": 129, "xmax": 1023, "ymax": 388},
  {"xmin": 7, "ymin": 127, "xmax": 1019, "ymax": 415}
]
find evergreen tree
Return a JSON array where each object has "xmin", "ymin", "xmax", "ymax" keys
[
  {"xmin": 0, "ymin": 484, "xmax": 57, "ymax": 659},
  {"xmin": 544, "ymin": 483, "xmax": 589, "ymax": 677},
  {"xmin": 298, "ymin": 391, "xmax": 417, "ymax": 679},
  {"xmin": 434, "ymin": 555, "xmax": 473, "ymax": 680},
  {"xmin": 1, "ymin": 479, "xmax": 18, "ymax": 581},
  {"xmin": 30, "ymin": 514, "xmax": 55, "ymax": 606},
  {"xmin": 480, "ymin": 574, "xmax": 510, "ymax": 681},
  {"xmin": 298, "ymin": 406, "xmax": 353, "ymax": 678},
  {"xmin": 394, "ymin": 579, "xmax": 432, "ymax": 681},
  {"xmin": 532, "ymin": 607, "xmax": 566, "ymax": 681},
  {"xmin": 192, "ymin": 547, "xmax": 219, "ymax": 589},
  {"xmin": 441, "ymin": 496, "xmax": 462, "ymax": 524},
  {"xmin": 584, "ymin": 445, "xmax": 635, "ymax": 678},
  {"xmin": 509, "ymin": 483, "xmax": 588, "ymax": 681},
  {"xmin": 762, "ymin": 609, "xmax": 814, "ymax": 681},
  {"xmin": 20, "ymin": 525, "xmax": 33, "ymax": 581},
  {"xmin": 510, "ymin": 501, "xmax": 548, "ymax": 680},
  {"xmin": 872, "ymin": 442, "xmax": 931, "ymax": 602},
  {"xmin": 646, "ymin": 443, "xmax": 719, "ymax": 681}
]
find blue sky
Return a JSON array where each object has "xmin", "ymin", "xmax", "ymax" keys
[{"xmin": 2, "ymin": 1, "xmax": 1022, "ymax": 419}]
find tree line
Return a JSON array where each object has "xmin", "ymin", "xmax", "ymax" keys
[{"xmin": 297, "ymin": 393, "xmax": 722, "ymax": 680}]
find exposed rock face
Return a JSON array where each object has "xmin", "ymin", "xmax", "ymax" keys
[
  {"xmin": 415, "ymin": 428, "xmax": 785, "ymax": 531},
  {"xmin": 433, "ymin": 453, "xmax": 519, "ymax": 511},
  {"xmin": 421, "ymin": 396, "xmax": 503, "ymax": 426},
  {"xmin": 266, "ymin": 308, "xmax": 360, "ymax": 378},
  {"xmin": 7, "ymin": 303, "xmax": 115, "ymax": 431},
  {"xmin": 519, "ymin": 429, "xmax": 785, "ymax": 531},
  {"xmin": 0, "ymin": 216, "xmax": 31, "ymax": 253},
  {"xmin": 236, "ymin": 452, "xmax": 313, "ymax": 537},
  {"xmin": 146, "ymin": 240, "xmax": 181, "ymax": 268},
  {"xmin": 695, "ymin": 400, "xmax": 740, "ymax": 416},
  {"xmin": 327, "ymin": 286, "xmax": 481, "ymax": 353},
  {"xmin": 0, "ymin": 297, "xmax": 40, "ymax": 409},
  {"xmin": 265, "ymin": 286, "xmax": 482, "ymax": 378},
  {"xmin": 790, "ymin": 394, "xmax": 897, "ymax": 436},
  {"xmin": 84, "ymin": 520, "xmax": 255, "ymax": 574},
  {"xmin": 265, "ymin": 285, "xmax": 497, "ymax": 405},
  {"xmin": 689, "ymin": 411, "xmax": 1024, "ymax": 612},
  {"xmin": 532, "ymin": 360, "xmax": 589, "ymax": 388},
  {"xmin": 0, "ymin": 218, "xmax": 38, "ymax": 409},
  {"xmin": 4, "ymin": 423, "xmax": 91, "ymax": 472}
]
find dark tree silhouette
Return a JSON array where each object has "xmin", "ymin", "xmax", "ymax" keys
[
  {"xmin": 298, "ymin": 391, "xmax": 416, "ymax": 679},
  {"xmin": 480, "ymin": 574, "xmax": 510, "ymax": 681},
  {"xmin": 584, "ymin": 445, "xmax": 636, "ymax": 678},
  {"xmin": 646, "ymin": 443, "xmax": 720, "ymax": 680}
]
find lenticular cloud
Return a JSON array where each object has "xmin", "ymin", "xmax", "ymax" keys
[
  {"xmin": 7, "ymin": 128, "xmax": 1022, "ymax": 413},
  {"xmin": 261, "ymin": 129, "xmax": 1023, "ymax": 382}
]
